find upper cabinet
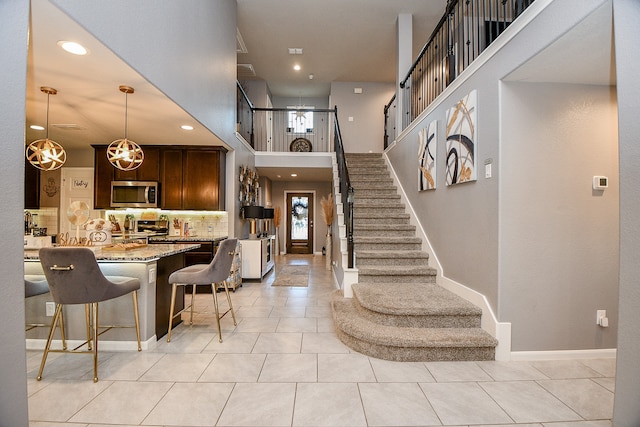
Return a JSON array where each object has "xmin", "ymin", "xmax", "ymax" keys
[
  {"xmin": 161, "ymin": 147, "xmax": 226, "ymax": 210},
  {"xmin": 93, "ymin": 145, "xmax": 225, "ymax": 210},
  {"xmin": 24, "ymin": 159, "xmax": 40, "ymax": 209}
]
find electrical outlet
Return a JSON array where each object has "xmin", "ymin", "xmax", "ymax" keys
[
  {"xmin": 596, "ymin": 309, "xmax": 608, "ymax": 327},
  {"xmin": 45, "ymin": 301, "xmax": 55, "ymax": 317}
]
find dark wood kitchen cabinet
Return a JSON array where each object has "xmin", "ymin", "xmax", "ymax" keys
[
  {"xmin": 160, "ymin": 146, "xmax": 226, "ymax": 211},
  {"xmin": 93, "ymin": 145, "xmax": 161, "ymax": 209},
  {"xmin": 24, "ymin": 159, "xmax": 40, "ymax": 209}
]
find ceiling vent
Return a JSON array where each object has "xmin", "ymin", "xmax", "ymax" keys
[
  {"xmin": 288, "ymin": 48, "xmax": 303, "ymax": 55},
  {"xmin": 237, "ymin": 63, "xmax": 256, "ymax": 78}
]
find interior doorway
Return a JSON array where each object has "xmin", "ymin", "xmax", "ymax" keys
[{"xmin": 286, "ymin": 192, "xmax": 314, "ymax": 254}]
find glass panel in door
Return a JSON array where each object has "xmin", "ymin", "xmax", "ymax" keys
[{"xmin": 286, "ymin": 193, "xmax": 313, "ymax": 254}]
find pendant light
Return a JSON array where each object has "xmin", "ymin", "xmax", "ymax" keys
[
  {"xmin": 26, "ymin": 87, "xmax": 67, "ymax": 171},
  {"xmin": 107, "ymin": 85, "xmax": 144, "ymax": 171}
]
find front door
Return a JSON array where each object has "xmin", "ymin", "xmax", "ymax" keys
[{"xmin": 286, "ymin": 192, "xmax": 314, "ymax": 254}]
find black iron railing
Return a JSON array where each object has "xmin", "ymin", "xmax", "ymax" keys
[
  {"xmin": 383, "ymin": 94, "xmax": 396, "ymax": 150},
  {"xmin": 333, "ymin": 108, "xmax": 354, "ymax": 268},
  {"xmin": 392, "ymin": 0, "xmax": 535, "ymax": 131}
]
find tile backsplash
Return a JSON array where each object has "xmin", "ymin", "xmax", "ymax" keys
[{"xmin": 104, "ymin": 209, "xmax": 229, "ymax": 238}]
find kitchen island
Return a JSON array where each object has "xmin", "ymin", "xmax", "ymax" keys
[{"xmin": 24, "ymin": 243, "xmax": 200, "ymax": 350}]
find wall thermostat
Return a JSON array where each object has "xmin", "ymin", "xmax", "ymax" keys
[{"xmin": 593, "ymin": 176, "xmax": 608, "ymax": 190}]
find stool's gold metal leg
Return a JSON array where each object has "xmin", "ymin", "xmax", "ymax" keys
[
  {"xmin": 167, "ymin": 283, "xmax": 177, "ymax": 342},
  {"xmin": 223, "ymin": 279, "xmax": 237, "ymax": 326},
  {"xmin": 132, "ymin": 291, "xmax": 141, "ymax": 351},
  {"xmin": 91, "ymin": 303, "xmax": 99, "ymax": 382},
  {"xmin": 85, "ymin": 304, "xmax": 92, "ymax": 350},
  {"xmin": 189, "ymin": 283, "xmax": 196, "ymax": 325},
  {"xmin": 59, "ymin": 305, "xmax": 67, "ymax": 350},
  {"xmin": 211, "ymin": 285, "xmax": 223, "ymax": 343},
  {"xmin": 37, "ymin": 304, "xmax": 62, "ymax": 381}
]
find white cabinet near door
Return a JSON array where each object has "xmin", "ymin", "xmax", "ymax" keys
[{"xmin": 240, "ymin": 236, "xmax": 275, "ymax": 279}]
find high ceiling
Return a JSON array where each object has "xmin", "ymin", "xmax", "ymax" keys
[
  {"xmin": 26, "ymin": 0, "xmax": 447, "ymax": 154},
  {"xmin": 236, "ymin": 0, "xmax": 448, "ymax": 98}
]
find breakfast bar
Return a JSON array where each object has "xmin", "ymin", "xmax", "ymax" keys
[{"xmin": 24, "ymin": 242, "xmax": 200, "ymax": 350}]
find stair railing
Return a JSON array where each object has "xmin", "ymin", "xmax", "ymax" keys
[
  {"xmin": 395, "ymin": 0, "xmax": 535, "ymax": 131},
  {"xmin": 333, "ymin": 107, "xmax": 354, "ymax": 268}
]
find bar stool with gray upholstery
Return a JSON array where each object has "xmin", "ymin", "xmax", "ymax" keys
[
  {"xmin": 167, "ymin": 238, "xmax": 238, "ymax": 343},
  {"xmin": 24, "ymin": 275, "xmax": 62, "ymax": 336},
  {"xmin": 37, "ymin": 247, "xmax": 141, "ymax": 382}
]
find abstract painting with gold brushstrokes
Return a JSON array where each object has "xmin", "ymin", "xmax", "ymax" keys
[
  {"xmin": 445, "ymin": 90, "xmax": 477, "ymax": 186},
  {"xmin": 418, "ymin": 120, "xmax": 437, "ymax": 191}
]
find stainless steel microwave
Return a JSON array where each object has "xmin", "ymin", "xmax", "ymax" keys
[{"xmin": 110, "ymin": 181, "xmax": 158, "ymax": 208}]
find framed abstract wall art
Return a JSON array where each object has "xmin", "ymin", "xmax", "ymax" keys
[
  {"xmin": 445, "ymin": 90, "xmax": 477, "ymax": 186},
  {"xmin": 418, "ymin": 120, "xmax": 437, "ymax": 191}
]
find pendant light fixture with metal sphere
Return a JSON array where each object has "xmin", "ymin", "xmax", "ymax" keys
[
  {"xmin": 26, "ymin": 87, "xmax": 67, "ymax": 171},
  {"xmin": 107, "ymin": 85, "xmax": 144, "ymax": 171}
]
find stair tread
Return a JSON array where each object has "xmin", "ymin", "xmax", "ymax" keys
[
  {"xmin": 355, "ymin": 236, "xmax": 421, "ymax": 243},
  {"xmin": 357, "ymin": 265, "xmax": 436, "ymax": 275},
  {"xmin": 352, "ymin": 282, "xmax": 480, "ymax": 316},
  {"xmin": 356, "ymin": 250, "xmax": 426, "ymax": 257},
  {"xmin": 332, "ymin": 297, "xmax": 497, "ymax": 348}
]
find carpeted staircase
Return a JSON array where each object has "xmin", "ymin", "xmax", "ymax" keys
[{"xmin": 331, "ymin": 153, "xmax": 498, "ymax": 362}]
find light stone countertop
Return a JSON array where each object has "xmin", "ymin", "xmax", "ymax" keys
[{"xmin": 24, "ymin": 243, "xmax": 201, "ymax": 262}]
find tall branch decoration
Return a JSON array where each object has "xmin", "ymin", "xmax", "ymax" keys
[
  {"xmin": 445, "ymin": 90, "xmax": 477, "ymax": 186},
  {"xmin": 321, "ymin": 193, "xmax": 334, "ymax": 270}
]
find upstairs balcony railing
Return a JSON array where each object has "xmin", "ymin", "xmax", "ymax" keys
[
  {"xmin": 389, "ymin": 0, "xmax": 535, "ymax": 137},
  {"xmin": 237, "ymin": 84, "xmax": 336, "ymax": 153}
]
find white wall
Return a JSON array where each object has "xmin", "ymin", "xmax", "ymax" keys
[
  {"xmin": 330, "ymin": 82, "xmax": 395, "ymax": 153},
  {"xmin": 501, "ymin": 82, "xmax": 618, "ymax": 351},
  {"xmin": 0, "ymin": 1, "xmax": 30, "ymax": 425},
  {"xmin": 612, "ymin": 0, "xmax": 640, "ymax": 423}
]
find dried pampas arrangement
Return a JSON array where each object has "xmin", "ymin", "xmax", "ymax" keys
[
  {"xmin": 321, "ymin": 193, "xmax": 334, "ymax": 226},
  {"xmin": 273, "ymin": 206, "xmax": 282, "ymax": 255},
  {"xmin": 273, "ymin": 206, "xmax": 281, "ymax": 229}
]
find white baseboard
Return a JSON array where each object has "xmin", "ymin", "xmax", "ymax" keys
[{"xmin": 511, "ymin": 348, "xmax": 617, "ymax": 361}]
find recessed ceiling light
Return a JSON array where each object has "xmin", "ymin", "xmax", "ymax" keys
[
  {"xmin": 30, "ymin": 125, "xmax": 45, "ymax": 131},
  {"xmin": 57, "ymin": 41, "xmax": 88, "ymax": 55},
  {"xmin": 291, "ymin": 173, "xmax": 297, "ymax": 177},
  {"xmin": 181, "ymin": 125, "xmax": 194, "ymax": 130},
  {"xmin": 293, "ymin": 64, "xmax": 301, "ymax": 71}
]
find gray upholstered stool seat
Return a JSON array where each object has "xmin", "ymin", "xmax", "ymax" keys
[
  {"xmin": 37, "ymin": 247, "xmax": 141, "ymax": 382},
  {"xmin": 24, "ymin": 274, "xmax": 58, "ymax": 333},
  {"xmin": 25, "ymin": 274, "xmax": 49, "ymax": 298},
  {"xmin": 167, "ymin": 238, "xmax": 238, "ymax": 343}
]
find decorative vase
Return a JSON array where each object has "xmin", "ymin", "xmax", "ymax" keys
[{"xmin": 325, "ymin": 231, "xmax": 332, "ymax": 270}]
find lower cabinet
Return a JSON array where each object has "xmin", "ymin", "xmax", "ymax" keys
[{"xmin": 240, "ymin": 236, "xmax": 275, "ymax": 279}]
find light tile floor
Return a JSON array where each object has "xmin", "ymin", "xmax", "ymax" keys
[{"xmin": 26, "ymin": 254, "xmax": 615, "ymax": 426}]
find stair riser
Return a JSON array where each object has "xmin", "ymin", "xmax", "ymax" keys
[
  {"xmin": 353, "ymin": 299, "xmax": 481, "ymax": 328},
  {"xmin": 354, "ymin": 217, "xmax": 411, "ymax": 225},
  {"xmin": 335, "ymin": 328, "xmax": 495, "ymax": 362},
  {"xmin": 355, "ymin": 257, "xmax": 429, "ymax": 266},
  {"xmin": 354, "ymin": 197, "xmax": 402, "ymax": 205},
  {"xmin": 355, "ymin": 191, "xmax": 400, "ymax": 197},
  {"xmin": 354, "ymin": 207, "xmax": 406, "ymax": 216},
  {"xmin": 355, "ymin": 230, "xmax": 416, "ymax": 238},
  {"xmin": 357, "ymin": 274, "xmax": 436, "ymax": 284},
  {"xmin": 355, "ymin": 242, "xmax": 422, "ymax": 251},
  {"xmin": 351, "ymin": 178, "xmax": 394, "ymax": 185}
]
